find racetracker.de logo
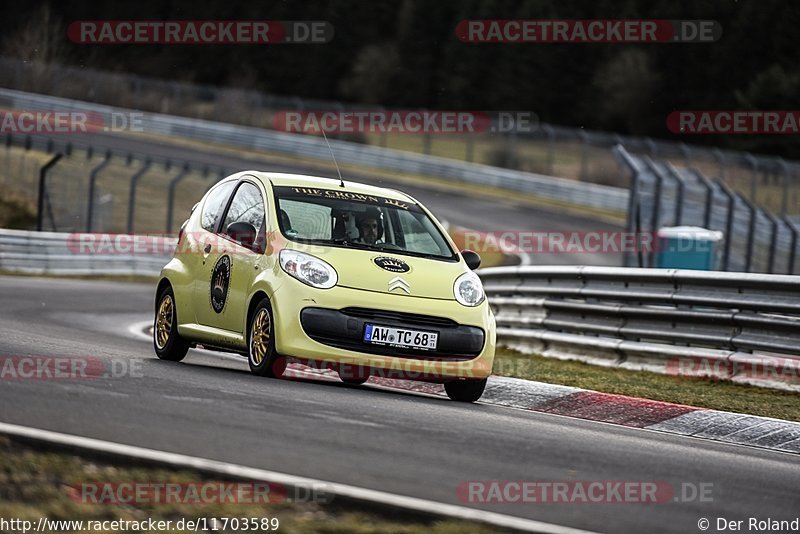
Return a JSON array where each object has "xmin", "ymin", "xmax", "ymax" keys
[
  {"xmin": 666, "ymin": 357, "xmax": 800, "ymax": 382},
  {"xmin": 457, "ymin": 480, "xmax": 714, "ymax": 504},
  {"xmin": 71, "ymin": 481, "xmax": 333, "ymax": 504},
  {"xmin": 460, "ymin": 230, "xmax": 663, "ymax": 255},
  {"xmin": 667, "ymin": 111, "xmax": 800, "ymax": 134},
  {"xmin": 272, "ymin": 111, "xmax": 539, "ymax": 134},
  {"xmin": 456, "ymin": 19, "xmax": 721, "ymax": 43},
  {"xmin": 0, "ymin": 356, "xmax": 142, "ymax": 380},
  {"xmin": 67, "ymin": 20, "xmax": 333, "ymax": 44},
  {"xmin": 0, "ymin": 110, "xmax": 143, "ymax": 134}
]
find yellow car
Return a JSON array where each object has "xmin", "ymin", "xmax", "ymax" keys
[{"xmin": 153, "ymin": 171, "xmax": 495, "ymax": 402}]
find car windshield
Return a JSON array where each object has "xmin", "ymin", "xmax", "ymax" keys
[{"xmin": 274, "ymin": 185, "xmax": 457, "ymax": 261}]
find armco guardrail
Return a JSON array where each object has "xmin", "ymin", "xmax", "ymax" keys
[
  {"xmin": 479, "ymin": 265, "xmax": 800, "ymax": 391},
  {"xmin": 3, "ymin": 228, "xmax": 797, "ymax": 390},
  {"xmin": 0, "ymin": 228, "xmax": 174, "ymax": 276},
  {"xmin": 0, "ymin": 88, "xmax": 628, "ymax": 213}
]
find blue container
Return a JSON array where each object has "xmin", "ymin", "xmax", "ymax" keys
[{"xmin": 655, "ymin": 226, "xmax": 723, "ymax": 270}]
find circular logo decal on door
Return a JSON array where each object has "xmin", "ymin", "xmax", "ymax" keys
[
  {"xmin": 373, "ymin": 256, "xmax": 410, "ymax": 273},
  {"xmin": 210, "ymin": 255, "xmax": 231, "ymax": 313}
]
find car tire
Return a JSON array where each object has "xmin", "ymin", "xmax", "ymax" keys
[
  {"xmin": 340, "ymin": 377, "xmax": 369, "ymax": 385},
  {"xmin": 154, "ymin": 285, "xmax": 190, "ymax": 362},
  {"xmin": 444, "ymin": 378, "xmax": 487, "ymax": 402},
  {"xmin": 248, "ymin": 297, "xmax": 286, "ymax": 378},
  {"xmin": 337, "ymin": 364, "xmax": 370, "ymax": 385}
]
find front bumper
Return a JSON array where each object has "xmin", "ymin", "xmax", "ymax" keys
[
  {"xmin": 269, "ymin": 281, "xmax": 495, "ymax": 381},
  {"xmin": 300, "ymin": 307, "xmax": 485, "ymax": 360}
]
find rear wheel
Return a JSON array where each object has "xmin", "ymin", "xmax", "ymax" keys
[
  {"xmin": 444, "ymin": 378, "xmax": 487, "ymax": 402},
  {"xmin": 154, "ymin": 286, "xmax": 189, "ymax": 362},
  {"xmin": 248, "ymin": 298, "xmax": 286, "ymax": 378}
]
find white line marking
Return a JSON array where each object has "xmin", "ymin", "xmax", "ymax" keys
[
  {"xmin": 126, "ymin": 319, "xmax": 153, "ymax": 341},
  {"xmin": 127, "ymin": 319, "xmax": 248, "ymax": 363},
  {"xmin": 0, "ymin": 421, "xmax": 594, "ymax": 534}
]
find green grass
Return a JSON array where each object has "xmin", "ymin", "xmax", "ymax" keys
[
  {"xmin": 494, "ymin": 347, "xmax": 800, "ymax": 422},
  {"xmin": 0, "ymin": 436, "xmax": 503, "ymax": 534},
  {"xmin": 0, "ymin": 186, "xmax": 36, "ymax": 229}
]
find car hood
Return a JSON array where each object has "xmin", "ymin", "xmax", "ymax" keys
[{"xmin": 295, "ymin": 246, "xmax": 466, "ymax": 300}]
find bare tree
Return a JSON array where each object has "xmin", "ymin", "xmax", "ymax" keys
[
  {"xmin": 592, "ymin": 49, "xmax": 660, "ymax": 135},
  {"xmin": 2, "ymin": 4, "xmax": 68, "ymax": 93}
]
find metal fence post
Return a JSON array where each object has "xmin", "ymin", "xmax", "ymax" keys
[
  {"xmin": 713, "ymin": 148, "xmax": 725, "ymax": 181},
  {"xmin": 645, "ymin": 138, "xmax": 657, "ymax": 158},
  {"xmin": 166, "ymin": 163, "xmax": 191, "ymax": 234},
  {"xmin": 745, "ymin": 153, "xmax": 758, "ymax": 202},
  {"xmin": 644, "ymin": 157, "xmax": 664, "ymax": 267},
  {"xmin": 786, "ymin": 218, "xmax": 799, "ymax": 275},
  {"xmin": 690, "ymin": 168, "xmax": 715, "ymax": 229},
  {"xmin": 578, "ymin": 130, "xmax": 589, "ymax": 181},
  {"xmin": 618, "ymin": 149, "xmax": 641, "ymax": 268},
  {"xmin": 763, "ymin": 211, "xmax": 779, "ymax": 274},
  {"xmin": 613, "ymin": 145, "xmax": 642, "ymax": 239},
  {"xmin": 3, "ymin": 133, "xmax": 11, "ymax": 186},
  {"xmin": 36, "ymin": 153, "xmax": 63, "ymax": 231},
  {"xmin": 680, "ymin": 143, "xmax": 691, "ymax": 168},
  {"xmin": 86, "ymin": 150, "xmax": 112, "ymax": 232},
  {"xmin": 779, "ymin": 159, "xmax": 789, "ymax": 217},
  {"xmin": 544, "ymin": 125, "xmax": 555, "ymax": 175},
  {"xmin": 126, "ymin": 159, "xmax": 152, "ymax": 234},
  {"xmin": 666, "ymin": 163, "xmax": 687, "ymax": 226},
  {"xmin": 716, "ymin": 180, "xmax": 737, "ymax": 271},
  {"xmin": 740, "ymin": 196, "xmax": 757, "ymax": 273}
]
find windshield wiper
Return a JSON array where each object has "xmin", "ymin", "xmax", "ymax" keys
[
  {"xmin": 399, "ymin": 250, "xmax": 453, "ymax": 261},
  {"xmin": 328, "ymin": 238, "xmax": 376, "ymax": 250}
]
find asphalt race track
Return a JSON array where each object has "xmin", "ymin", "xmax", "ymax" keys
[
  {"xmin": 6, "ymin": 132, "xmax": 797, "ymax": 532},
  {"xmin": 1, "ymin": 276, "xmax": 799, "ymax": 533}
]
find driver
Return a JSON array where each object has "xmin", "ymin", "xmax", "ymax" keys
[{"xmin": 354, "ymin": 208, "xmax": 384, "ymax": 245}]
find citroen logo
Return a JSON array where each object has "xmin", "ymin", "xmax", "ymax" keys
[{"xmin": 388, "ymin": 276, "xmax": 411, "ymax": 294}]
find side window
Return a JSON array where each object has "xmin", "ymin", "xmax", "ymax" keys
[
  {"xmin": 398, "ymin": 211, "xmax": 442, "ymax": 254},
  {"xmin": 279, "ymin": 199, "xmax": 331, "ymax": 239},
  {"xmin": 221, "ymin": 182, "xmax": 266, "ymax": 236},
  {"xmin": 201, "ymin": 181, "xmax": 236, "ymax": 232}
]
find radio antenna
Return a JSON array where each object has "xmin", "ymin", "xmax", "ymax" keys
[{"xmin": 320, "ymin": 129, "xmax": 345, "ymax": 188}]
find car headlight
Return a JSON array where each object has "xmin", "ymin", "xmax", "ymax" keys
[
  {"xmin": 279, "ymin": 250, "xmax": 338, "ymax": 289},
  {"xmin": 453, "ymin": 271, "xmax": 485, "ymax": 307}
]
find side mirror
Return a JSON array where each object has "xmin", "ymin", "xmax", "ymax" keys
[
  {"xmin": 226, "ymin": 221, "xmax": 258, "ymax": 251},
  {"xmin": 461, "ymin": 249, "xmax": 481, "ymax": 270}
]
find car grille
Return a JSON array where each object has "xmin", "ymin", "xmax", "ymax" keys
[{"xmin": 340, "ymin": 307, "xmax": 458, "ymax": 328}]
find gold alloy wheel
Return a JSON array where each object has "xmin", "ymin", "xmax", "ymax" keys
[
  {"xmin": 251, "ymin": 308, "xmax": 271, "ymax": 364},
  {"xmin": 155, "ymin": 295, "xmax": 173, "ymax": 349}
]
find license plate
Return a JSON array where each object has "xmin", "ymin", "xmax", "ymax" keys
[{"xmin": 363, "ymin": 324, "xmax": 438, "ymax": 351}]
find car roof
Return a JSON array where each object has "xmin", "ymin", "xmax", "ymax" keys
[{"xmin": 239, "ymin": 171, "xmax": 416, "ymax": 203}]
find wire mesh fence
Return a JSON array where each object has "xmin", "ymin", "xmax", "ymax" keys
[
  {"xmin": 1, "ymin": 56, "xmax": 797, "ymax": 215},
  {"xmin": 617, "ymin": 146, "xmax": 799, "ymax": 274}
]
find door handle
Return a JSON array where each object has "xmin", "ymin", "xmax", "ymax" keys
[{"xmin": 204, "ymin": 243, "xmax": 212, "ymax": 254}]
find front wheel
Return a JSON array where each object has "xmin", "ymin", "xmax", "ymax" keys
[
  {"xmin": 248, "ymin": 298, "xmax": 286, "ymax": 378},
  {"xmin": 154, "ymin": 286, "xmax": 190, "ymax": 362},
  {"xmin": 444, "ymin": 378, "xmax": 487, "ymax": 402}
]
